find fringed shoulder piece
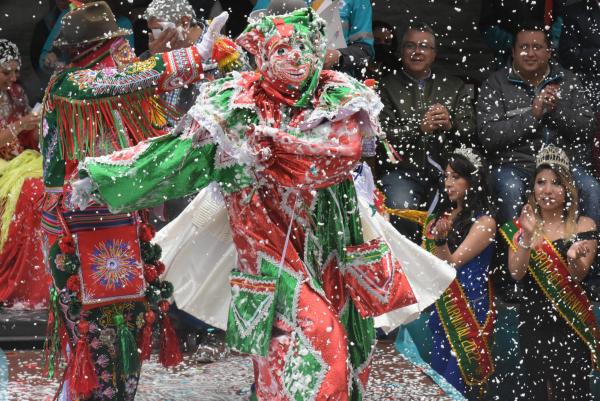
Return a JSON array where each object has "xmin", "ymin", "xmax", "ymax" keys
[
  {"xmin": 43, "ymin": 49, "xmax": 207, "ymax": 160},
  {"xmin": 46, "ymin": 88, "xmax": 179, "ymax": 160}
]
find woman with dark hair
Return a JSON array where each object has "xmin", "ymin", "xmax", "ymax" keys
[
  {"xmin": 426, "ymin": 148, "xmax": 497, "ymax": 398},
  {"xmin": 0, "ymin": 39, "xmax": 48, "ymax": 309},
  {"xmin": 502, "ymin": 145, "xmax": 599, "ymax": 401}
]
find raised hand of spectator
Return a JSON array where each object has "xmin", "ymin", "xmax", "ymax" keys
[
  {"xmin": 432, "ymin": 214, "xmax": 452, "ymax": 240},
  {"xmin": 542, "ymin": 83, "xmax": 560, "ymax": 112},
  {"xmin": 148, "ymin": 27, "xmax": 179, "ymax": 54},
  {"xmin": 43, "ymin": 52, "xmax": 60, "ymax": 70},
  {"xmin": 432, "ymin": 104, "xmax": 452, "ymax": 130},
  {"xmin": 421, "ymin": 104, "xmax": 452, "ymax": 133},
  {"xmin": 532, "ymin": 83, "xmax": 560, "ymax": 119},
  {"xmin": 567, "ymin": 240, "xmax": 591, "ymax": 262},
  {"xmin": 519, "ymin": 203, "xmax": 536, "ymax": 240},
  {"xmin": 18, "ymin": 112, "xmax": 41, "ymax": 132}
]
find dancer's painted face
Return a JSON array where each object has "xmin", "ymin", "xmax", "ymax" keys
[{"xmin": 263, "ymin": 35, "xmax": 317, "ymax": 91}]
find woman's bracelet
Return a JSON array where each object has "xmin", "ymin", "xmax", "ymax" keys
[
  {"xmin": 518, "ymin": 234, "xmax": 532, "ymax": 249},
  {"xmin": 434, "ymin": 237, "xmax": 448, "ymax": 246}
]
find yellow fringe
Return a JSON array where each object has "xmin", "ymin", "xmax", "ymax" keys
[
  {"xmin": 0, "ymin": 150, "xmax": 43, "ymax": 251},
  {"xmin": 385, "ymin": 208, "xmax": 428, "ymax": 226}
]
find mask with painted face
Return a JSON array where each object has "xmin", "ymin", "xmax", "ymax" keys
[{"xmin": 237, "ymin": 8, "xmax": 326, "ymax": 108}]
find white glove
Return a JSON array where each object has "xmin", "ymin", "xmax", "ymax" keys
[
  {"xmin": 196, "ymin": 11, "xmax": 229, "ymax": 61},
  {"xmin": 71, "ymin": 177, "xmax": 94, "ymax": 211}
]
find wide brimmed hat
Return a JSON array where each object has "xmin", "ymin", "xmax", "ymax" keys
[{"xmin": 54, "ymin": 1, "xmax": 132, "ymax": 48}]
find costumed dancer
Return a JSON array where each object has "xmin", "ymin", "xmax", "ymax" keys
[
  {"xmin": 72, "ymin": 8, "xmax": 453, "ymax": 400},
  {"xmin": 424, "ymin": 149, "xmax": 496, "ymax": 400},
  {"xmin": 40, "ymin": 2, "xmax": 229, "ymax": 400},
  {"xmin": 0, "ymin": 39, "xmax": 48, "ymax": 309},
  {"xmin": 154, "ymin": 163, "xmax": 457, "ymax": 399},
  {"xmin": 501, "ymin": 145, "xmax": 600, "ymax": 401}
]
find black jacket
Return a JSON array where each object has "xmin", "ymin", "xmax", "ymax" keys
[
  {"xmin": 378, "ymin": 69, "xmax": 475, "ymax": 173},
  {"xmin": 477, "ymin": 63, "xmax": 597, "ymax": 171}
]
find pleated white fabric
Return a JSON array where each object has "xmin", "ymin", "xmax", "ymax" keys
[{"xmin": 156, "ymin": 168, "xmax": 455, "ymax": 332}]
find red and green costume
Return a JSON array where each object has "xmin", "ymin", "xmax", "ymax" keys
[
  {"xmin": 40, "ymin": 38, "xmax": 212, "ymax": 400},
  {"xmin": 76, "ymin": 9, "xmax": 418, "ymax": 401}
]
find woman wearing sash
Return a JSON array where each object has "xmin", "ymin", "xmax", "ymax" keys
[
  {"xmin": 427, "ymin": 148, "xmax": 496, "ymax": 399},
  {"xmin": 502, "ymin": 145, "xmax": 599, "ymax": 401}
]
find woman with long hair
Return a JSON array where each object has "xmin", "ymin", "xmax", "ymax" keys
[
  {"xmin": 502, "ymin": 145, "xmax": 598, "ymax": 400},
  {"xmin": 426, "ymin": 148, "xmax": 496, "ymax": 398}
]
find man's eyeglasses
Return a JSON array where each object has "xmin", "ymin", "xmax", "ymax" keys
[
  {"xmin": 402, "ymin": 42, "xmax": 435, "ymax": 52},
  {"xmin": 516, "ymin": 43, "xmax": 548, "ymax": 53}
]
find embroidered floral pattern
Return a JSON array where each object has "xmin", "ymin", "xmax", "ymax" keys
[
  {"xmin": 90, "ymin": 239, "xmax": 139, "ymax": 290},
  {"xmin": 68, "ymin": 62, "xmax": 161, "ymax": 96}
]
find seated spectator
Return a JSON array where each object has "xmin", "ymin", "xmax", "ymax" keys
[
  {"xmin": 367, "ymin": 20, "xmax": 400, "ymax": 79},
  {"xmin": 427, "ymin": 149, "xmax": 496, "ymax": 398},
  {"xmin": 558, "ymin": 0, "xmax": 600, "ymax": 177},
  {"xmin": 480, "ymin": 0, "xmax": 564, "ymax": 69},
  {"xmin": 502, "ymin": 145, "xmax": 598, "ymax": 401},
  {"xmin": 251, "ymin": 0, "xmax": 373, "ymax": 78},
  {"xmin": 377, "ymin": 23, "xmax": 475, "ymax": 241},
  {"xmin": 477, "ymin": 23, "xmax": 599, "ymax": 227},
  {"xmin": 0, "ymin": 39, "xmax": 48, "ymax": 309},
  {"xmin": 142, "ymin": 0, "xmax": 248, "ymax": 231}
]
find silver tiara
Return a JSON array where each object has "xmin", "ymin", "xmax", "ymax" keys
[
  {"xmin": 453, "ymin": 147, "xmax": 482, "ymax": 170},
  {"xmin": 536, "ymin": 144, "xmax": 570, "ymax": 170}
]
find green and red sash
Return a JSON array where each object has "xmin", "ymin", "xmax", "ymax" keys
[
  {"xmin": 424, "ymin": 214, "xmax": 496, "ymax": 386},
  {"xmin": 500, "ymin": 220, "xmax": 600, "ymax": 371}
]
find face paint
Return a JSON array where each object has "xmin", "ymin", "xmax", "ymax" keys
[
  {"xmin": 237, "ymin": 8, "xmax": 326, "ymax": 107},
  {"xmin": 263, "ymin": 36, "xmax": 317, "ymax": 92}
]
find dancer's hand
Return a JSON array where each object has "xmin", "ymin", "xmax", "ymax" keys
[
  {"xmin": 71, "ymin": 177, "xmax": 94, "ymax": 211},
  {"xmin": 247, "ymin": 125, "xmax": 275, "ymax": 166},
  {"xmin": 196, "ymin": 11, "xmax": 229, "ymax": 61}
]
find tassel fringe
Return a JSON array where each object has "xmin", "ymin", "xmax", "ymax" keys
[
  {"xmin": 139, "ymin": 310, "xmax": 156, "ymax": 361},
  {"xmin": 114, "ymin": 313, "xmax": 141, "ymax": 376},
  {"xmin": 158, "ymin": 301, "xmax": 183, "ymax": 368},
  {"xmin": 69, "ymin": 320, "xmax": 99, "ymax": 399},
  {"xmin": 49, "ymin": 89, "xmax": 180, "ymax": 160}
]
